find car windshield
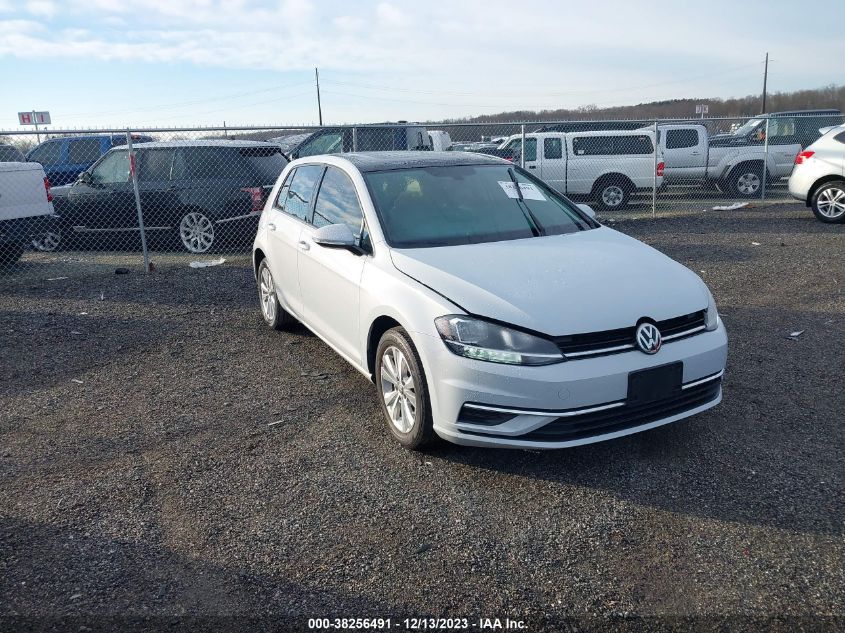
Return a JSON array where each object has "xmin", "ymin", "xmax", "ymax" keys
[
  {"xmin": 270, "ymin": 133, "xmax": 310, "ymax": 153},
  {"xmin": 364, "ymin": 164, "xmax": 593, "ymax": 248},
  {"xmin": 732, "ymin": 118, "xmax": 764, "ymax": 136}
]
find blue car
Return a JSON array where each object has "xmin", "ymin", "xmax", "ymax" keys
[{"xmin": 26, "ymin": 134, "xmax": 153, "ymax": 185}]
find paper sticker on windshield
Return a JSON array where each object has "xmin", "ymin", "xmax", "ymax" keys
[
  {"xmin": 498, "ymin": 181, "xmax": 547, "ymax": 201},
  {"xmin": 518, "ymin": 183, "xmax": 546, "ymax": 201}
]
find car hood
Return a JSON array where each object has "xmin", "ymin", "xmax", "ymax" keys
[{"xmin": 390, "ymin": 227, "xmax": 708, "ymax": 335}]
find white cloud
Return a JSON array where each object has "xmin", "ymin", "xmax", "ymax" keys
[
  {"xmin": 375, "ymin": 2, "xmax": 408, "ymax": 28},
  {"xmin": 26, "ymin": 0, "xmax": 57, "ymax": 18}
]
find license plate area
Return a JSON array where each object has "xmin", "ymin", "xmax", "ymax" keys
[{"xmin": 627, "ymin": 362, "xmax": 683, "ymax": 405}]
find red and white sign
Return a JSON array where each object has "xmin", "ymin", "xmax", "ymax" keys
[{"xmin": 18, "ymin": 111, "xmax": 51, "ymax": 125}]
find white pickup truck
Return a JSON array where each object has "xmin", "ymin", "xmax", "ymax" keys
[
  {"xmin": 498, "ymin": 130, "xmax": 664, "ymax": 210},
  {"xmin": 0, "ymin": 161, "xmax": 55, "ymax": 268}
]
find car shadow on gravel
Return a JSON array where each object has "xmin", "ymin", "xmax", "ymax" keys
[{"xmin": 0, "ymin": 516, "xmax": 399, "ymax": 632}]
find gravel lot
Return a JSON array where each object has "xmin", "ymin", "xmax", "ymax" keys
[{"xmin": 1, "ymin": 203, "xmax": 842, "ymax": 632}]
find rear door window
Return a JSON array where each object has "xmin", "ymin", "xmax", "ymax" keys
[
  {"xmin": 666, "ymin": 129, "xmax": 699, "ymax": 149},
  {"xmin": 68, "ymin": 138, "xmax": 103, "ymax": 164},
  {"xmin": 281, "ymin": 164, "xmax": 324, "ymax": 222},
  {"xmin": 139, "ymin": 149, "xmax": 176, "ymax": 182},
  {"xmin": 544, "ymin": 138, "xmax": 563, "ymax": 159}
]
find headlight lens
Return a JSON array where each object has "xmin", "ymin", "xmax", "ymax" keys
[
  {"xmin": 705, "ymin": 290, "xmax": 719, "ymax": 331},
  {"xmin": 434, "ymin": 315, "xmax": 564, "ymax": 366}
]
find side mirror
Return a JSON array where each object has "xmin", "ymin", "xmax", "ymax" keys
[
  {"xmin": 577, "ymin": 204, "xmax": 596, "ymax": 220},
  {"xmin": 312, "ymin": 223, "xmax": 361, "ymax": 253},
  {"xmin": 77, "ymin": 171, "xmax": 93, "ymax": 185}
]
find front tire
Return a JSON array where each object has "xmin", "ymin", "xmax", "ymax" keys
[
  {"xmin": 811, "ymin": 181, "xmax": 845, "ymax": 223},
  {"xmin": 257, "ymin": 259, "xmax": 295, "ymax": 330},
  {"xmin": 178, "ymin": 211, "xmax": 215, "ymax": 253},
  {"xmin": 375, "ymin": 327, "xmax": 435, "ymax": 450}
]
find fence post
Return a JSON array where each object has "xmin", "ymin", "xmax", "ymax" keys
[
  {"xmin": 520, "ymin": 124, "xmax": 525, "ymax": 168},
  {"xmin": 652, "ymin": 120, "xmax": 658, "ymax": 217},
  {"xmin": 352, "ymin": 126, "xmax": 358, "ymax": 152},
  {"xmin": 127, "ymin": 130, "xmax": 150, "ymax": 273},
  {"xmin": 761, "ymin": 117, "xmax": 769, "ymax": 201}
]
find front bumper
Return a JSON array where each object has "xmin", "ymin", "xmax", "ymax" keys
[{"xmin": 413, "ymin": 320, "xmax": 728, "ymax": 449}]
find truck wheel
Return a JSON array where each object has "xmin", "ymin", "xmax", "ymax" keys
[
  {"xmin": 811, "ymin": 181, "xmax": 845, "ymax": 223},
  {"xmin": 730, "ymin": 165, "xmax": 764, "ymax": 198},
  {"xmin": 594, "ymin": 179, "xmax": 631, "ymax": 211},
  {"xmin": 0, "ymin": 243, "xmax": 25, "ymax": 269}
]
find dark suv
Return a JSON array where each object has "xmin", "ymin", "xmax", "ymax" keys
[
  {"xmin": 284, "ymin": 123, "xmax": 432, "ymax": 159},
  {"xmin": 47, "ymin": 141, "xmax": 287, "ymax": 253}
]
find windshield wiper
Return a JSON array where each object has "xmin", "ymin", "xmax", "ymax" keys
[{"xmin": 508, "ymin": 168, "xmax": 545, "ymax": 236}]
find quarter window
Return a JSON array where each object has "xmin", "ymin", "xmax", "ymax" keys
[
  {"xmin": 312, "ymin": 167, "xmax": 364, "ymax": 235},
  {"xmin": 282, "ymin": 164, "xmax": 323, "ymax": 221},
  {"xmin": 834, "ymin": 131, "xmax": 845, "ymax": 144},
  {"xmin": 68, "ymin": 138, "xmax": 103, "ymax": 163},
  {"xmin": 544, "ymin": 138, "xmax": 563, "ymax": 159},
  {"xmin": 666, "ymin": 129, "xmax": 699, "ymax": 149}
]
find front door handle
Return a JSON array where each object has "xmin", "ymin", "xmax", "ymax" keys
[
  {"xmin": 528, "ymin": 165, "xmax": 537, "ymax": 169},
  {"xmin": 298, "ymin": 240, "xmax": 310, "ymax": 251},
  {"xmin": 267, "ymin": 222, "xmax": 276, "ymax": 231}
]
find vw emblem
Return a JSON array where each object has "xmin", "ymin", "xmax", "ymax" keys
[{"xmin": 635, "ymin": 322, "xmax": 662, "ymax": 354}]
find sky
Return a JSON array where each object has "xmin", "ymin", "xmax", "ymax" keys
[{"xmin": 1, "ymin": 0, "xmax": 844, "ymax": 131}]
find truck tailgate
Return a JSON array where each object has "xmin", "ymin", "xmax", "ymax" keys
[{"xmin": 0, "ymin": 162, "xmax": 54, "ymax": 221}]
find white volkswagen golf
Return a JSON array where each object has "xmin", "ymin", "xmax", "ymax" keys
[{"xmin": 253, "ymin": 152, "xmax": 728, "ymax": 450}]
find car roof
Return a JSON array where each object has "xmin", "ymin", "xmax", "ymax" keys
[
  {"xmin": 334, "ymin": 151, "xmax": 506, "ymax": 172},
  {"xmin": 768, "ymin": 109, "xmax": 842, "ymax": 116},
  {"xmin": 112, "ymin": 140, "xmax": 279, "ymax": 150}
]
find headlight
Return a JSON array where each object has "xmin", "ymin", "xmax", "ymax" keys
[
  {"xmin": 705, "ymin": 290, "xmax": 719, "ymax": 331},
  {"xmin": 434, "ymin": 315, "xmax": 564, "ymax": 366}
]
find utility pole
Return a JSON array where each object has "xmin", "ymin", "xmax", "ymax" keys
[
  {"xmin": 315, "ymin": 67, "xmax": 323, "ymax": 126},
  {"xmin": 761, "ymin": 52, "xmax": 769, "ymax": 114}
]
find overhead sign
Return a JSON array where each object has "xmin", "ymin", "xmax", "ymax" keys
[
  {"xmin": 18, "ymin": 111, "xmax": 51, "ymax": 125},
  {"xmin": 695, "ymin": 104, "xmax": 709, "ymax": 115}
]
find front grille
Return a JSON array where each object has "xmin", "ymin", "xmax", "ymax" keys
[
  {"xmin": 465, "ymin": 377, "xmax": 721, "ymax": 443},
  {"xmin": 553, "ymin": 310, "xmax": 706, "ymax": 358}
]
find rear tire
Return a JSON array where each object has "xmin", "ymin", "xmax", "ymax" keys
[
  {"xmin": 375, "ymin": 327, "xmax": 435, "ymax": 450},
  {"xmin": 729, "ymin": 164, "xmax": 764, "ymax": 198},
  {"xmin": 257, "ymin": 259, "xmax": 296, "ymax": 330},
  {"xmin": 811, "ymin": 180, "xmax": 845, "ymax": 223},
  {"xmin": 32, "ymin": 230, "xmax": 62, "ymax": 252},
  {"xmin": 594, "ymin": 178, "xmax": 631, "ymax": 211},
  {"xmin": 178, "ymin": 211, "xmax": 215, "ymax": 253}
]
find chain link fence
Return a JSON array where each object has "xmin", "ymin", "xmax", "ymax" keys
[{"xmin": 1, "ymin": 113, "xmax": 840, "ymax": 278}]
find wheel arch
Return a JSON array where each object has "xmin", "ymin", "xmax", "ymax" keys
[
  {"xmin": 253, "ymin": 248, "xmax": 266, "ymax": 280},
  {"xmin": 591, "ymin": 172, "xmax": 635, "ymax": 195},
  {"xmin": 807, "ymin": 175, "xmax": 845, "ymax": 208},
  {"xmin": 366, "ymin": 315, "xmax": 403, "ymax": 378}
]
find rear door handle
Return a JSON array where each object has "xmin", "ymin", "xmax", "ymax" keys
[
  {"xmin": 298, "ymin": 240, "xmax": 310, "ymax": 251},
  {"xmin": 528, "ymin": 165, "xmax": 537, "ymax": 169},
  {"xmin": 267, "ymin": 222, "xmax": 276, "ymax": 231}
]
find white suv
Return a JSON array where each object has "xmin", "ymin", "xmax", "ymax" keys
[{"xmin": 788, "ymin": 125, "xmax": 845, "ymax": 223}]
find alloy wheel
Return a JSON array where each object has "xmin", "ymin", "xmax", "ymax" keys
[
  {"xmin": 31, "ymin": 231, "xmax": 61, "ymax": 252},
  {"xmin": 259, "ymin": 266, "xmax": 276, "ymax": 322},
  {"xmin": 179, "ymin": 212, "xmax": 214, "ymax": 253},
  {"xmin": 601, "ymin": 185, "xmax": 624, "ymax": 208},
  {"xmin": 736, "ymin": 172, "xmax": 761, "ymax": 195},
  {"xmin": 817, "ymin": 186, "xmax": 845, "ymax": 219},
  {"xmin": 380, "ymin": 345, "xmax": 417, "ymax": 434}
]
